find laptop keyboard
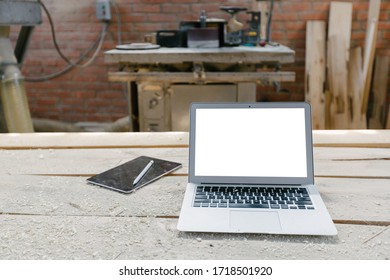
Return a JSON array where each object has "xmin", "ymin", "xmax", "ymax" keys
[{"xmin": 193, "ymin": 185, "xmax": 315, "ymax": 210}]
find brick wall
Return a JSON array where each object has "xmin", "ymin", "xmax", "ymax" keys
[{"xmin": 14, "ymin": 0, "xmax": 390, "ymax": 123}]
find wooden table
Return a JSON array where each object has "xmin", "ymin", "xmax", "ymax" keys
[{"xmin": 0, "ymin": 130, "xmax": 389, "ymax": 259}]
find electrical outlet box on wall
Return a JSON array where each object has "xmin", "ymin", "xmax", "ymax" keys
[{"xmin": 96, "ymin": 0, "xmax": 111, "ymax": 21}]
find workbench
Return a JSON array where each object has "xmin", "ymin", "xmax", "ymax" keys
[
  {"xmin": 105, "ymin": 45, "xmax": 295, "ymax": 83},
  {"xmin": 104, "ymin": 46, "xmax": 295, "ymax": 131},
  {"xmin": 0, "ymin": 130, "xmax": 389, "ymax": 259}
]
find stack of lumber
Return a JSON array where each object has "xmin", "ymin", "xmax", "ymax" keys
[{"xmin": 305, "ymin": 0, "xmax": 388, "ymax": 129}]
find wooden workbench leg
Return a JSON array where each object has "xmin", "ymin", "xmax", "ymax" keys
[{"xmin": 237, "ymin": 83, "xmax": 256, "ymax": 102}]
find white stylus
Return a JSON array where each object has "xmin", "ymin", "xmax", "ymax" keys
[{"xmin": 133, "ymin": 160, "xmax": 154, "ymax": 186}]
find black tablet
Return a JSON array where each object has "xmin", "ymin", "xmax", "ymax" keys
[{"xmin": 87, "ymin": 156, "xmax": 182, "ymax": 193}]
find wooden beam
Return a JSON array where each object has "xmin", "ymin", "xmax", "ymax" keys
[
  {"xmin": 105, "ymin": 45, "xmax": 295, "ymax": 65},
  {"xmin": 361, "ymin": 0, "xmax": 381, "ymax": 114},
  {"xmin": 327, "ymin": 35, "xmax": 350, "ymax": 128},
  {"xmin": 108, "ymin": 71, "xmax": 296, "ymax": 84},
  {"xmin": 305, "ymin": 21, "xmax": 326, "ymax": 129},
  {"xmin": 361, "ymin": 20, "xmax": 379, "ymax": 114},
  {"xmin": 1, "ymin": 130, "xmax": 390, "ymax": 149},
  {"xmin": 366, "ymin": 0, "xmax": 381, "ymax": 39},
  {"xmin": 0, "ymin": 132, "xmax": 190, "ymax": 149},
  {"xmin": 368, "ymin": 56, "xmax": 389, "ymax": 128},
  {"xmin": 387, "ymin": 108, "xmax": 390, "ymax": 129},
  {"xmin": 349, "ymin": 47, "xmax": 367, "ymax": 129},
  {"xmin": 327, "ymin": 2, "xmax": 353, "ymax": 129},
  {"xmin": 328, "ymin": 2, "xmax": 353, "ymax": 60}
]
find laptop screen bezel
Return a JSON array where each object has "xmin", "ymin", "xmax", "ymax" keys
[{"xmin": 188, "ymin": 102, "xmax": 315, "ymax": 185}]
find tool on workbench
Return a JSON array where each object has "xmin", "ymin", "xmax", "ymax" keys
[
  {"xmin": 186, "ymin": 10, "xmax": 219, "ymax": 48},
  {"xmin": 242, "ymin": 11, "xmax": 261, "ymax": 46},
  {"xmin": 180, "ymin": 19, "xmax": 225, "ymax": 47},
  {"xmin": 156, "ymin": 30, "xmax": 182, "ymax": 47},
  {"xmin": 252, "ymin": 0, "xmax": 275, "ymax": 46},
  {"xmin": 199, "ymin": 10, "xmax": 207, "ymax": 28},
  {"xmin": 220, "ymin": 6, "xmax": 247, "ymax": 46}
]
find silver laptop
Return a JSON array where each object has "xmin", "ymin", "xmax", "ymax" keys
[{"xmin": 177, "ymin": 102, "xmax": 337, "ymax": 236}]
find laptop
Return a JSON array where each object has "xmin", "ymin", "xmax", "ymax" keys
[{"xmin": 177, "ymin": 102, "xmax": 337, "ymax": 235}]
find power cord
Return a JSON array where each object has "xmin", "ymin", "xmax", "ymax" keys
[
  {"xmin": 25, "ymin": 0, "xmax": 113, "ymax": 82},
  {"xmin": 37, "ymin": 0, "xmax": 73, "ymax": 65},
  {"xmin": 25, "ymin": 23, "xmax": 107, "ymax": 82},
  {"xmin": 110, "ymin": 0, "xmax": 122, "ymax": 45}
]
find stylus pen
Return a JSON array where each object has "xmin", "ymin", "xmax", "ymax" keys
[{"xmin": 133, "ymin": 160, "xmax": 154, "ymax": 186}]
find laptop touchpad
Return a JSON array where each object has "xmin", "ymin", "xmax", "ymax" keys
[{"xmin": 230, "ymin": 211, "xmax": 282, "ymax": 233}]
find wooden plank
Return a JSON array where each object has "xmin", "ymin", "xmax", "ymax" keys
[
  {"xmin": 316, "ymin": 177, "xmax": 390, "ymax": 223},
  {"xmin": 0, "ymin": 175, "xmax": 186, "ymax": 218},
  {"xmin": 349, "ymin": 47, "xmax": 367, "ymax": 129},
  {"xmin": 313, "ymin": 130, "xmax": 390, "ymax": 148},
  {"xmin": 387, "ymin": 108, "xmax": 390, "ymax": 129},
  {"xmin": 368, "ymin": 55, "xmax": 389, "ymax": 128},
  {"xmin": 0, "ymin": 148, "xmax": 188, "ymax": 176},
  {"xmin": 0, "ymin": 215, "xmax": 389, "ymax": 259},
  {"xmin": 364, "ymin": 0, "xmax": 382, "ymax": 62},
  {"xmin": 314, "ymin": 146, "xmax": 390, "ymax": 161},
  {"xmin": 1, "ymin": 131, "xmax": 390, "ymax": 149},
  {"xmin": 314, "ymin": 147, "xmax": 390, "ymax": 178},
  {"xmin": 1, "ymin": 146, "xmax": 390, "ymax": 178},
  {"xmin": 327, "ymin": 35, "xmax": 350, "ymax": 129},
  {"xmin": 305, "ymin": 21, "xmax": 326, "ymax": 129},
  {"xmin": 361, "ymin": 0, "xmax": 381, "ymax": 114},
  {"xmin": 361, "ymin": 19, "xmax": 379, "ymax": 114},
  {"xmin": 0, "ymin": 173, "xmax": 389, "ymax": 224},
  {"xmin": 327, "ymin": 2, "xmax": 353, "ymax": 129},
  {"xmin": 328, "ymin": 2, "xmax": 353, "ymax": 60},
  {"xmin": 0, "ymin": 132, "xmax": 189, "ymax": 149},
  {"xmin": 108, "ymin": 71, "xmax": 296, "ymax": 84},
  {"xmin": 104, "ymin": 45, "xmax": 295, "ymax": 65}
]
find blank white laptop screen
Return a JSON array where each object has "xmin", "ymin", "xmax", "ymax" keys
[{"xmin": 194, "ymin": 108, "xmax": 307, "ymax": 178}]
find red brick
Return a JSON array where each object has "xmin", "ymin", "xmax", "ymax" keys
[
  {"xmin": 379, "ymin": 21, "xmax": 390, "ymax": 30},
  {"xmin": 299, "ymin": 12, "xmax": 327, "ymax": 21},
  {"xmin": 286, "ymin": 31, "xmax": 306, "ymax": 40},
  {"xmin": 313, "ymin": 3, "xmax": 330, "ymax": 12},
  {"xmin": 284, "ymin": 22, "xmax": 306, "ymax": 30},
  {"xmin": 141, "ymin": 0, "xmax": 167, "ymax": 3},
  {"xmin": 282, "ymin": 2, "xmax": 313, "ymax": 13},
  {"xmin": 352, "ymin": 22, "xmax": 363, "ymax": 31},
  {"xmin": 133, "ymin": 5, "xmax": 161, "ymax": 13},
  {"xmin": 36, "ymin": 97, "xmax": 58, "ymax": 106},
  {"xmin": 147, "ymin": 13, "xmax": 178, "ymax": 22},
  {"xmin": 357, "ymin": 11, "xmax": 368, "ymax": 21},
  {"xmin": 273, "ymin": 13, "xmax": 299, "ymax": 21},
  {"xmin": 170, "ymin": 0, "xmax": 196, "ymax": 3},
  {"xmin": 376, "ymin": 41, "xmax": 389, "ymax": 50},
  {"xmin": 121, "ymin": 14, "xmax": 148, "ymax": 22},
  {"xmin": 161, "ymin": 4, "xmax": 191, "ymax": 13},
  {"xmin": 270, "ymin": 31, "xmax": 287, "ymax": 41},
  {"xmin": 354, "ymin": 2, "xmax": 369, "ymax": 11},
  {"xmin": 190, "ymin": 4, "xmax": 221, "ymax": 14},
  {"xmin": 351, "ymin": 31, "xmax": 367, "ymax": 40}
]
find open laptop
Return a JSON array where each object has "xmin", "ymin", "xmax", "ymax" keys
[{"xmin": 177, "ymin": 102, "xmax": 337, "ymax": 235}]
